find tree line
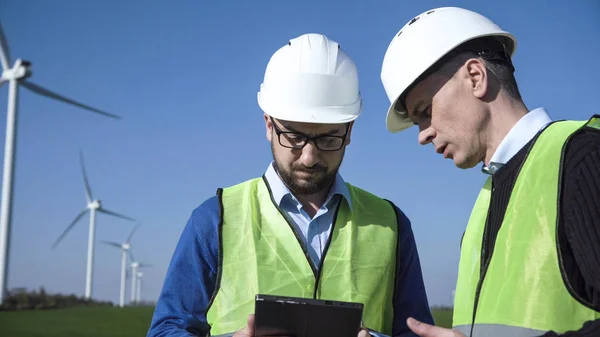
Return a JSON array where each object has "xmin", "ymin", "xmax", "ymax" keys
[{"xmin": 0, "ymin": 287, "xmax": 115, "ymax": 311}]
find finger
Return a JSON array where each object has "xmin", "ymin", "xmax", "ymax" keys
[
  {"xmin": 407, "ymin": 317, "xmax": 451, "ymax": 337},
  {"xmin": 247, "ymin": 314, "xmax": 255, "ymax": 334},
  {"xmin": 357, "ymin": 328, "xmax": 371, "ymax": 337}
]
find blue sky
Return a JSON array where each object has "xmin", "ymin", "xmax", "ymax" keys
[{"xmin": 0, "ymin": 0, "xmax": 598, "ymax": 307}]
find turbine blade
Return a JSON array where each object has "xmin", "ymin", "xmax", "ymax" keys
[
  {"xmin": 21, "ymin": 81, "xmax": 121, "ymax": 119},
  {"xmin": 51, "ymin": 209, "xmax": 89, "ymax": 249},
  {"xmin": 98, "ymin": 208, "xmax": 135, "ymax": 222},
  {"xmin": 138, "ymin": 263, "xmax": 152, "ymax": 268},
  {"xmin": 79, "ymin": 151, "xmax": 93, "ymax": 203},
  {"xmin": 126, "ymin": 223, "xmax": 140, "ymax": 243},
  {"xmin": 100, "ymin": 240, "xmax": 122, "ymax": 248},
  {"xmin": 0, "ymin": 21, "xmax": 11, "ymax": 71}
]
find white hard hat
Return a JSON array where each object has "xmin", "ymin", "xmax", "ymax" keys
[
  {"xmin": 257, "ymin": 33, "xmax": 362, "ymax": 124},
  {"xmin": 380, "ymin": 7, "xmax": 517, "ymax": 132}
]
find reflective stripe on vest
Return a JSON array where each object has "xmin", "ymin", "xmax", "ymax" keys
[
  {"xmin": 206, "ymin": 176, "xmax": 399, "ymax": 335},
  {"xmin": 454, "ymin": 324, "xmax": 546, "ymax": 337},
  {"xmin": 453, "ymin": 115, "xmax": 600, "ymax": 336}
]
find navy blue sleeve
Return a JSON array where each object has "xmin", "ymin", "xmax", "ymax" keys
[
  {"xmin": 390, "ymin": 204, "xmax": 434, "ymax": 337},
  {"xmin": 147, "ymin": 196, "xmax": 221, "ymax": 337}
]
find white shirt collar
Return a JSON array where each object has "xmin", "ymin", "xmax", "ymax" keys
[{"xmin": 483, "ymin": 107, "xmax": 553, "ymax": 174}]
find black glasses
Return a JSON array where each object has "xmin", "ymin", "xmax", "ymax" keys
[{"xmin": 270, "ymin": 117, "xmax": 349, "ymax": 151}]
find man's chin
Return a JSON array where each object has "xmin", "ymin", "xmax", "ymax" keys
[
  {"xmin": 288, "ymin": 176, "xmax": 331, "ymax": 196},
  {"xmin": 454, "ymin": 156, "xmax": 479, "ymax": 170},
  {"xmin": 291, "ymin": 181, "xmax": 321, "ymax": 195}
]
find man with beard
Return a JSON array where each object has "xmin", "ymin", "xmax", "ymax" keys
[{"xmin": 147, "ymin": 33, "xmax": 433, "ymax": 337}]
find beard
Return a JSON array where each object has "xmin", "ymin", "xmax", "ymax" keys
[{"xmin": 271, "ymin": 142, "xmax": 344, "ymax": 197}]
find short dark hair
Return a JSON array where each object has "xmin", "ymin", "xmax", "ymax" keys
[
  {"xmin": 463, "ymin": 36, "xmax": 521, "ymax": 100},
  {"xmin": 397, "ymin": 35, "xmax": 522, "ymax": 111}
]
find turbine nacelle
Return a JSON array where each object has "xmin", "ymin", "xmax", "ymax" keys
[
  {"xmin": 1, "ymin": 59, "xmax": 32, "ymax": 81},
  {"xmin": 87, "ymin": 199, "xmax": 101, "ymax": 210}
]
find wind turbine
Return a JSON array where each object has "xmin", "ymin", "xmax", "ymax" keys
[
  {"xmin": 129, "ymin": 253, "xmax": 150, "ymax": 305},
  {"xmin": 101, "ymin": 223, "xmax": 139, "ymax": 308},
  {"xmin": 52, "ymin": 152, "xmax": 134, "ymax": 300},
  {"xmin": 0, "ymin": 22, "xmax": 121, "ymax": 304}
]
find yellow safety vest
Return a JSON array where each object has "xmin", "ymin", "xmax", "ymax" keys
[
  {"xmin": 205, "ymin": 176, "xmax": 400, "ymax": 335},
  {"xmin": 453, "ymin": 115, "xmax": 600, "ymax": 336}
]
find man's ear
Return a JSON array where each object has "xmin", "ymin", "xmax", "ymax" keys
[
  {"xmin": 466, "ymin": 58, "xmax": 488, "ymax": 99},
  {"xmin": 264, "ymin": 113, "xmax": 272, "ymax": 142}
]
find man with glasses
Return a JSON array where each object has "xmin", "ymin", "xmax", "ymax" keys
[{"xmin": 147, "ymin": 33, "xmax": 433, "ymax": 337}]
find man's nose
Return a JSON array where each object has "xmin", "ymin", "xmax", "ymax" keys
[
  {"xmin": 418, "ymin": 126, "xmax": 436, "ymax": 145},
  {"xmin": 300, "ymin": 141, "xmax": 320, "ymax": 167}
]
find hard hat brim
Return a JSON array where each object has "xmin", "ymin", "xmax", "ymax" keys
[
  {"xmin": 385, "ymin": 102, "xmax": 413, "ymax": 133},
  {"xmin": 258, "ymin": 91, "xmax": 361, "ymax": 124}
]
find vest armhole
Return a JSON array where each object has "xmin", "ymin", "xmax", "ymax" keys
[
  {"xmin": 555, "ymin": 124, "xmax": 600, "ymax": 312},
  {"xmin": 205, "ymin": 188, "xmax": 225, "ymax": 333},
  {"xmin": 383, "ymin": 199, "xmax": 403, "ymax": 335}
]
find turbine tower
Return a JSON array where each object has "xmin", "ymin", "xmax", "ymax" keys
[
  {"xmin": 136, "ymin": 271, "xmax": 143, "ymax": 304},
  {"xmin": 101, "ymin": 223, "xmax": 139, "ymax": 307},
  {"xmin": 0, "ymin": 21, "xmax": 120, "ymax": 305},
  {"xmin": 52, "ymin": 152, "xmax": 134, "ymax": 299}
]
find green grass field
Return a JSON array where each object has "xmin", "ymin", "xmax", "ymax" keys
[
  {"xmin": 430, "ymin": 307, "xmax": 453, "ymax": 329},
  {"xmin": 0, "ymin": 306, "xmax": 452, "ymax": 336}
]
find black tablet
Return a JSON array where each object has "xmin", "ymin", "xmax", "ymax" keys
[{"xmin": 254, "ymin": 294, "xmax": 364, "ymax": 337}]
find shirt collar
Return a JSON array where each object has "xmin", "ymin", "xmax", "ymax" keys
[
  {"xmin": 482, "ymin": 107, "xmax": 553, "ymax": 175},
  {"xmin": 264, "ymin": 162, "xmax": 353, "ymax": 210}
]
